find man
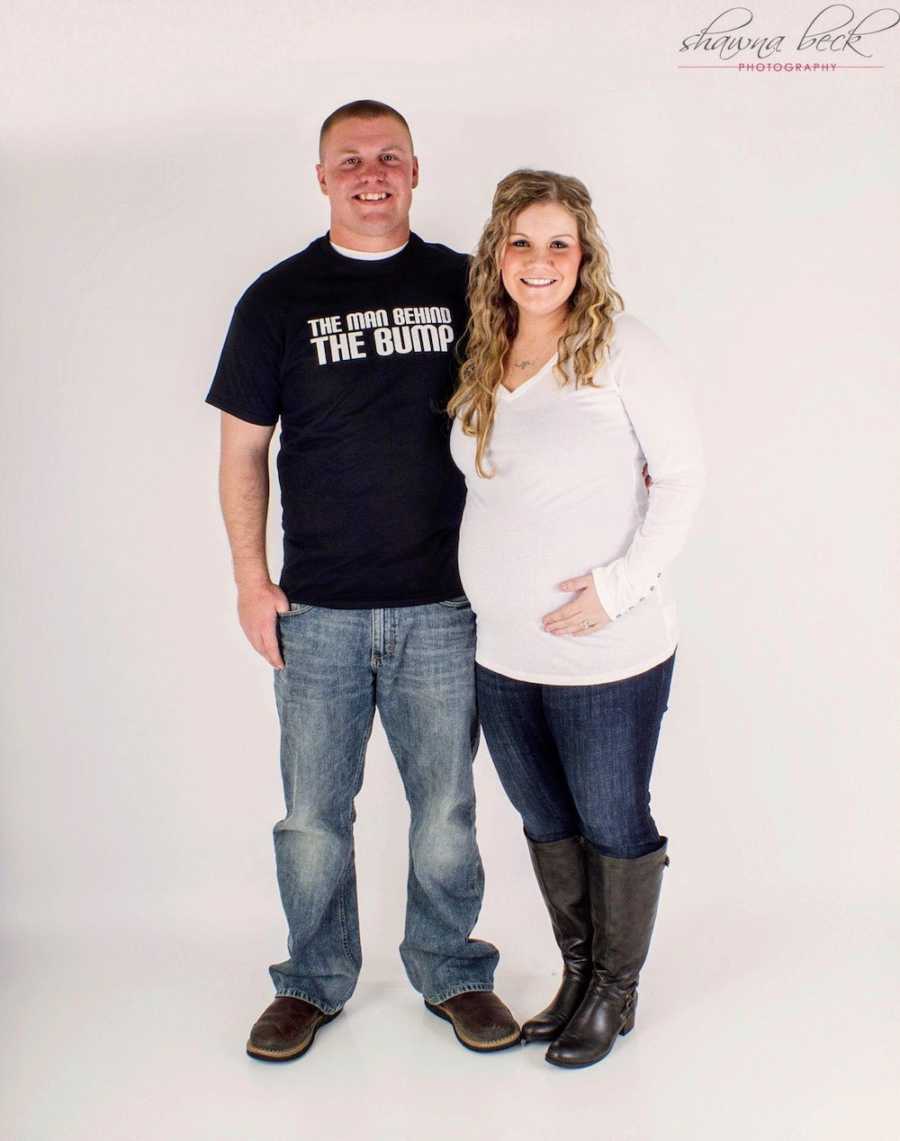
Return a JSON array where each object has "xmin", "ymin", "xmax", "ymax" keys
[{"xmin": 206, "ymin": 100, "xmax": 519, "ymax": 1061}]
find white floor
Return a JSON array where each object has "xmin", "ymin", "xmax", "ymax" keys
[{"xmin": 3, "ymin": 907, "xmax": 898, "ymax": 1141}]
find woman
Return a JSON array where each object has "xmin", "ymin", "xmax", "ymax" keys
[{"xmin": 448, "ymin": 170, "xmax": 704, "ymax": 1068}]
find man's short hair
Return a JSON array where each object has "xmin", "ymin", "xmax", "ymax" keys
[{"xmin": 318, "ymin": 100, "xmax": 414, "ymax": 158}]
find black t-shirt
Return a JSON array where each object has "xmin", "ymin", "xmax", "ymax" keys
[{"xmin": 206, "ymin": 233, "xmax": 468, "ymax": 608}]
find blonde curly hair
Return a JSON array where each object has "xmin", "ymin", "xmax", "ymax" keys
[{"xmin": 449, "ymin": 169, "xmax": 623, "ymax": 477}]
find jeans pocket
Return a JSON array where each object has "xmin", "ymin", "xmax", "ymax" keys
[
  {"xmin": 278, "ymin": 603, "xmax": 314, "ymax": 619},
  {"xmin": 437, "ymin": 595, "xmax": 471, "ymax": 610}
]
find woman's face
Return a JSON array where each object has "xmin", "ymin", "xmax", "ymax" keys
[{"xmin": 500, "ymin": 201, "xmax": 583, "ymax": 323}]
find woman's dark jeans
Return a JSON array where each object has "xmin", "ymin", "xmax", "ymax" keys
[{"xmin": 476, "ymin": 654, "xmax": 675, "ymax": 859}]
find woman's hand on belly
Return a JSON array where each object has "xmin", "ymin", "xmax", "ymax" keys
[{"xmin": 542, "ymin": 574, "xmax": 612, "ymax": 637}]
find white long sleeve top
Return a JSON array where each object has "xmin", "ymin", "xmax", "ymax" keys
[{"xmin": 449, "ymin": 312, "xmax": 705, "ymax": 685}]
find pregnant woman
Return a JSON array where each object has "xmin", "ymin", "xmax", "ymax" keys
[{"xmin": 448, "ymin": 170, "xmax": 704, "ymax": 1068}]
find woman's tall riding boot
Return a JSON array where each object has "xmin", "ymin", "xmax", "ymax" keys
[
  {"xmin": 520, "ymin": 836, "xmax": 592, "ymax": 1043},
  {"xmin": 545, "ymin": 838, "xmax": 669, "ymax": 1068}
]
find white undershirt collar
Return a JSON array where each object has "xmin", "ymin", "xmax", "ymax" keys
[{"xmin": 330, "ymin": 239, "xmax": 409, "ymax": 260}]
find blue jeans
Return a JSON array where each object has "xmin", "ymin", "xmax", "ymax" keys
[
  {"xmin": 476, "ymin": 655, "xmax": 675, "ymax": 859},
  {"xmin": 270, "ymin": 598, "xmax": 498, "ymax": 1014}
]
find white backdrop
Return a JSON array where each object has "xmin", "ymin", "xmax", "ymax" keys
[{"xmin": 2, "ymin": 3, "xmax": 898, "ymax": 1139}]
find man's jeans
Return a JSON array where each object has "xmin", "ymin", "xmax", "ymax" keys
[{"xmin": 270, "ymin": 597, "xmax": 498, "ymax": 1014}]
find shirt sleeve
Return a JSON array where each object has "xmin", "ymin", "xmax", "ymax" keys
[
  {"xmin": 590, "ymin": 315, "xmax": 705, "ymax": 620},
  {"xmin": 205, "ymin": 291, "xmax": 283, "ymax": 427}
]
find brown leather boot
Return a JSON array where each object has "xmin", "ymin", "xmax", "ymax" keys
[
  {"xmin": 425, "ymin": 991, "xmax": 520, "ymax": 1051},
  {"xmin": 520, "ymin": 836, "xmax": 592, "ymax": 1043},
  {"xmin": 545, "ymin": 839, "xmax": 669, "ymax": 1069},
  {"xmin": 246, "ymin": 996, "xmax": 341, "ymax": 1061}
]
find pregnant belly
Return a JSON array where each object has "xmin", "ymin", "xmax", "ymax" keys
[{"xmin": 458, "ymin": 507, "xmax": 637, "ymax": 627}]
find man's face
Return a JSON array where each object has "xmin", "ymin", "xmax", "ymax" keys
[{"xmin": 316, "ymin": 116, "xmax": 419, "ymax": 249}]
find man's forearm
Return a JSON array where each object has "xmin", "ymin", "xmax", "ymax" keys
[{"xmin": 219, "ymin": 450, "xmax": 272, "ymax": 589}]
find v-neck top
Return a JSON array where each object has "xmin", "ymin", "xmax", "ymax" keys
[
  {"xmin": 449, "ymin": 312, "xmax": 705, "ymax": 684},
  {"xmin": 498, "ymin": 353, "xmax": 559, "ymax": 401}
]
